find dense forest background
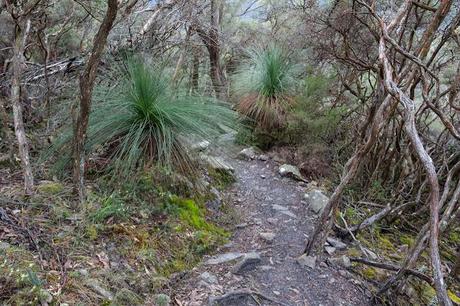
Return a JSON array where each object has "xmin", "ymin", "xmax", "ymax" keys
[{"xmin": 0, "ymin": 0, "xmax": 459, "ymax": 305}]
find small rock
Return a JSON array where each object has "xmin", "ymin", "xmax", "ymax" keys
[
  {"xmin": 273, "ymin": 291, "xmax": 280, "ymax": 296},
  {"xmin": 237, "ymin": 147, "xmax": 258, "ymax": 160},
  {"xmin": 86, "ymin": 279, "xmax": 114, "ymax": 300},
  {"xmin": 0, "ymin": 241, "xmax": 10, "ymax": 250},
  {"xmin": 232, "ymin": 252, "xmax": 262, "ymax": 274},
  {"xmin": 200, "ymin": 154, "xmax": 234, "ymax": 173},
  {"xmin": 319, "ymin": 261, "xmax": 328, "ymax": 268},
  {"xmin": 200, "ymin": 272, "xmax": 218, "ymax": 284},
  {"xmin": 190, "ymin": 140, "xmax": 210, "ymax": 152},
  {"xmin": 362, "ymin": 247, "xmax": 378, "ymax": 260},
  {"xmin": 326, "ymin": 237, "xmax": 347, "ymax": 250},
  {"xmin": 297, "ymin": 254, "xmax": 316, "ymax": 269},
  {"xmin": 328, "ymin": 256, "xmax": 352, "ymax": 268},
  {"xmin": 278, "ymin": 164, "xmax": 306, "ymax": 182},
  {"xmin": 338, "ymin": 270, "xmax": 348, "ymax": 278},
  {"xmin": 260, "ymin": 174, "xmax": 266, "ymax": 179},
  {"xmin": 272, "ymin": 204, "xmax": 297, "ymax": 218},
  {"xmin": 266, "ymin": 218, "xmax": 277, "ymax": 224},
  {"xmin": 304, "ymin": 190, "xmax": 329, "ymax": 214},
  {"xmin": 154, "ymin": 294, "xmax": 171, "ymax": 306},
  {"xmin": 324, "ymin": 246, "xmax": 336, "ymax": 255},
  {"xmin": 259, "ymin": 232, "xmax": 276, "ymax": 243},
  {"xmin": 258, "ymin": 154, "xmax": 269, "ymax": 161},
  {"xmin": 206, "ymin": 252, "xmax": 243, "ymax": 265}
]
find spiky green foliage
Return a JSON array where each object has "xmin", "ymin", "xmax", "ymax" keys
[
  {"xmin": 232, "ymin": 46, "xmax": 300, "ymax": 130},
  {"xmin": 47, "ymin": 59, "xmax": 238, "ymax": 177}
]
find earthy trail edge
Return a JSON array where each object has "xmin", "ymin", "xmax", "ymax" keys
[{"xmin": 170, "ymin": 153, "xmax": 370, "ymax": 306}]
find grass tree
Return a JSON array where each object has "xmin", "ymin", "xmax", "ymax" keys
[
  {"xmin": 232, "ymin": 46, "xmax": 300, "ymax": 131},
  {"xmin": 49, "ymin": 59, "xmax": 238, "ymax": 178}
]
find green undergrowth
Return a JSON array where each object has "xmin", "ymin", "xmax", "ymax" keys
[{"xmin": 1, "ymin": 167, "xmax": 234, "ymax": 305}]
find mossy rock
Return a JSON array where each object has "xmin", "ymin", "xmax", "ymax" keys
[
  {"xmin": 37, "ymin": 181, "xmax": 64, "ymax": 194},
  {"xmin": 113, "ymin": 288, "xmax": 143, "ymax": 305}
]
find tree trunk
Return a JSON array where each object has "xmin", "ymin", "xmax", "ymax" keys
[
  {"xmin": 11, "ymin": 19, "xmax": 34, "ymax": 194},
  {"xmin": 73, "ymin": 0, "xmax": 118, "ymax": 202},
  {"xmin": 196, "ymin": 0, "xmax": 225, "ymax": 98}
]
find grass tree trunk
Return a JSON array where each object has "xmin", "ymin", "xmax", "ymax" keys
[
  {"xmin": 11, "ymin": 19, "xmax": 34, "ymax": 194},
  {"xmin": 73, "ymin": 0, "xmax": 118, "ymax": 202}
]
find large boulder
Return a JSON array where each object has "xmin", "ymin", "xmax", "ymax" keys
[{"xmin": 304, "ymin": 190, "xmax": 329, "ymax": 214}]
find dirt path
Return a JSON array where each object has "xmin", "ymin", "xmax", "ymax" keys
[{"xmin": 171, "ymin": 153, "xmax": 369, "ymax": 306}]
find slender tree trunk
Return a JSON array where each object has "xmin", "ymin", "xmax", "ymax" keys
[
  {"xmin": 73, "ymin": 0, "xmax": 118, "ymax": 202},
  {"xmin": 11, "ymin": 19, "xmax": 34, "ymax": 194}
]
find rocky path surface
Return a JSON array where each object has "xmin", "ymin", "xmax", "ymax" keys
[{"xmin": 171, "ymin": 152, "xmax": 370, "ymax": 306}]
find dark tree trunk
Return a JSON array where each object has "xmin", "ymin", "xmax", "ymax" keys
[{"xmin": 73, "ymin": 0, "xmax": 118, "ymax": 202}]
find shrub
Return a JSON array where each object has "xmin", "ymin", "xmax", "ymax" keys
[
  {"xmin": 232, "ymin": 45, "xmax": 300, "ymax": 131},
  {"xmin": 47, "ymin": 58, "xmax": 238, "ymax": 177}
]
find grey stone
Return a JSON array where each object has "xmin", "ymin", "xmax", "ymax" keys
[
  {"xmin": 259, "ymin": 232, "xmax": 276, "ymax": 243},
  {"xmin": 324, "ymin": 246, "xmax": 336, "ymax": 255},
  {"xmin": 328, "ymin": 255, "xmax": 352, "ymax": 268},
  {"xmin": 326, "ymin": 237, "xmax": 347, "ymax": 250},
  {"xmin": 201, "ymin": 154, "xmax": 234, "ymax": 173},
  {"xmin": 200, "ymin": 272, "xmax": 218, "ymax": 284},
  {"xmin": 190, "ymin": 140, "xmax": 210, "ymax": 152},
  {"xmin": 154, "ymin": 294, "xmax": 171, "ymax": 306},
  {"xmin": 297, "ymin": 254, "xmax": 316, "ymax": 269},
  {"xmin": 237, "ymin": 147, "xmax": 258, "ymax": 160},
  {"xmin": 272, "ymin": 204, "xmax": 296, "ymax": 218},
  {"xmin": 0, "ymin": 241, "xmax": 10, "ymax": 250},
  {"xmin": 266, "ymin": 218, "xmax": 277, "ymax": 224},
  {"xmin": 205, "ymin": 252, "xmax": 243, "ymax": 265},
  {"xmin": 278, "ymin": 164, "xmax": 306, "ymax": 182},
  {"xmin": 258, "ymin": 154, "xmax": 269, "ymax": 161},
  {"xmin": 304, "ymin": 190, "xmax": 329, "ymax": 214},
  {"xmin": 86, "ymin": 279, "xmax": 114, "ymax": 300},
  {"xmin": 232, "ymin": 252, "xmax": 262, "ymax": 274}
]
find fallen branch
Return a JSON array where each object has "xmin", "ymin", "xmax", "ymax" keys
[{"xmin": 350, "ymin": 257, "xmax": 433, "ymax": 285}]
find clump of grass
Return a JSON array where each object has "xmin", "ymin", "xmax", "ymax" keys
[
  {"xmin": 232, "ymin": 45, "xmax": 300, "ymax": 131},
  {"xmin": 47, "ymin": 58, "xmax": 238, "ymax": 177}
]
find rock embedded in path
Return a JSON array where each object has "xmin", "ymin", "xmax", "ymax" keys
[
  {"xmin": 272, "ymin": 204, "xmax": 297, "ymax": 218},
  {"xmin": 232, "ymin": 252, "xmax": 262, "ymax": 274},
  {"xmin": 304, "ymin": 190, "xmax": 329, "ymax": 214},
  {"xmin": 205, "ymin": 252, "xmax": 243, "ymax": 265},
  {"xmin": 278, "ymin": 164, "xmax": 306, "ymax": 182},
  {"xmin": 326, "ymin": 237, "xmax": 347, "ymax": 250},
  {"xmin": 200, "ymin": 272, "xmax": 218, "ymax": 284},
  {"xmin": 237, "ymin": 147, "xmax": 258, "ymax": 160},
  {"xmin": 297, "ymin": 254, "xmax": 317, "ymax": 269},
  {"xmin": 259, "ymin": 232, "xmax": 276, "ymax": 243}
]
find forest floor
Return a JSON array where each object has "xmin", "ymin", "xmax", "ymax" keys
[{"xmin": 170, "ymin": 151, "xmax": 370, "ymax": 306}]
